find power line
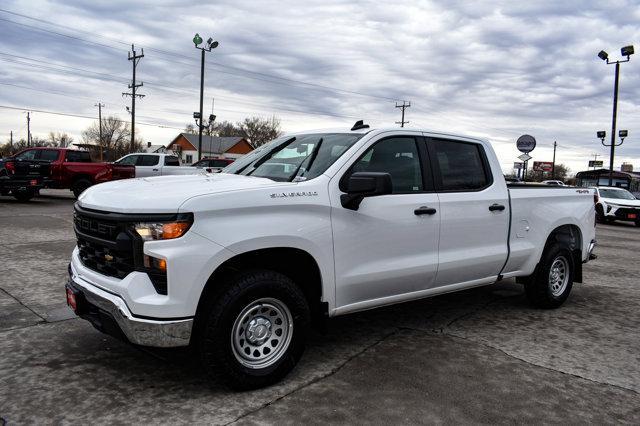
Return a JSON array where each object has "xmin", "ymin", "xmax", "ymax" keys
[
  {"xmin": 0, "ymin": 8, "xmax": 406, "ymax": 103},
  {"xmin": 0, "ymin": 104, "xmax": 184, "ymax": 131}
]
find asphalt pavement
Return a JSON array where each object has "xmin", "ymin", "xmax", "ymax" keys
[{"xmin": 1, "ymin": 189, "xmax": 639, "ymax": 424}]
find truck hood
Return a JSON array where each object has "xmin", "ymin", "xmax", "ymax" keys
[
  {"xmin": 77, "ymin": 173, "xmax": 286, "ymax": 213},
  {"xmin": 602, "ymin": 197, "xmax": 640, "ymax": 207}
]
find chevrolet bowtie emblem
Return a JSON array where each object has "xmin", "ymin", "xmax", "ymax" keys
[{"xmin": 104, "ymin": 254, "xmax": 114, "ymax": 262}]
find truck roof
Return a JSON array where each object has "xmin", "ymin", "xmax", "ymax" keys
[{"xmin": 284, "ymin": 126, "xmax": 487, "ymax": 145}]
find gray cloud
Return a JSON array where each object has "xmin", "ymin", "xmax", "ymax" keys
[{"xmin": 1, "ymin": 0, "xmax": 639, "ymax": 173}]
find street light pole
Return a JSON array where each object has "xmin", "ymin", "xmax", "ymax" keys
[
  {"xmin": 598, "ymin": 45, "xmax": 633, "ymax": 186},
  {"xmin": 198, "ymin": 48, "xmax": 205, "ymax": 161},
  {"xmin": 551, "ymin": 141, "xmax": 557, "ymax": 179},
  {"xmin": 193, "ymin": 33, "xmax": 219, "ymax": 162}
]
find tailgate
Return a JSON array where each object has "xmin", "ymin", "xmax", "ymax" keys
[
  {"xmin": 13, "ymin": 160, "xmax": 51, "ymax": 179},
  {"xmin": 111, "ymin": 164, "xmax": 136, "ymax": 179}
]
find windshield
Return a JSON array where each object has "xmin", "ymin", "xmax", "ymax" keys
[
  {"xmin": 599, "ymin": 188, "xmax": 636, "ymax": 200},
  {"xmin": 223, "ymin": 133, "xmax": 363, "ymax": 182}
]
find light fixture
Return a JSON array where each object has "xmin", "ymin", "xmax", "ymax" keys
[
  {"xmin": 597, "ymin": 130, "xmax": 606, "ymax": 139},
  {"xmin": 619, "ymin": 129, "xmax": 628, "ymax": 139},
  {"xmin": 193, "ymin": 33, "xmax": 203, "ymax": 47},
  {"xmin": 621, "ymin": 45, "xmax": 634, "ymax": 57},
  {"xmin": 598, "ymin": 50, "xmax": 609, "ymax": 61}
]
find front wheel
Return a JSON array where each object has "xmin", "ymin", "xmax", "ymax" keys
[
  {"xmin": 198, "ymin": 270, "xmax": 310, "ymax": 390},
  {"xmin": 525, "ymin": 243, "xmax": 574, "ymax": 309},
  {"xmin": 72, "ymin": 179, "xmax": 92, "ymax": 198}
]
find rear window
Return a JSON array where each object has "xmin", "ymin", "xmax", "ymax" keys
[
  {"xmin": 39, "ymin": 150, "xmax": 60, "ymax": 162},
  {"xmin": 137, "ymin": 155, "xmax": 159, "ymax": 166},
  {"xmin": 431, "ymin": 139, "xmax": 491, "ymax": 191},
  {"xmin": 164, "ymin": 156, "xmax": 180, "ymax": 166},
  {"xmin": 211, "ymin": 159, "xmax": 231, "ymax": 167},
  {"xmin": 65, "ymin": 151, "xmax": 92, "ymax": 162}
]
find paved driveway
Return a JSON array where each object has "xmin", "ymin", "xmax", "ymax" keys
[{"xmin": 1, "ymin": 190, "xmax": 639, "ymax": 424}]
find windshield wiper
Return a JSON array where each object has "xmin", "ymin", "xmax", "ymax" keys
[
  {"xmin": 244, "ymin": 137, "xmax": 296, "ymax": 176},
  {"xmin": 289, "ymin": 138, "xmax": 323, "ymax": 182}
]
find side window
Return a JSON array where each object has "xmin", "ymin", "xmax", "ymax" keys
[
  {"xmin": 164, "ymin": 156, "xmax": 180, "ymax": 166},
  {"xmin": 431, "ymin": 139, "xmax": 490, "ymax": 191},
  {"xmin": 137, "ymin": 155, "xmax": 159, "ymax": 166},
  {"xmin": 14, "ymin": 149, "xmax": 37, "ymax": 160},
  {"xmin": 185, "ymin": 154, "xmax": 193, "ymax": 164},
  {"xmin": 351, "ymin": 137, "xmax": 423, "ymax": 193},
  {"xmin": 39, "ymin": 150, "xmax": 59, "ymax": 162},
  {"xmin": 66, "ymin": 151, "xmax": 91, "ymax": 162},
  {"xmin": 117, "ymin": 155, "xmax": 138, "ymax": 165}
]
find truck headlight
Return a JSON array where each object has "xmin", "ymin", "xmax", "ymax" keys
[{"xmin": 134, "ymin": 214, "xmax": 193, "ymax": 241}]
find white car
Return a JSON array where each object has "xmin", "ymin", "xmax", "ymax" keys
[
  {"xmin": 67, "ymin": 124, "xmax": 597, "ymax": 389},
  {"xmin": 115, "ymin": 153, "xmax": 205, "ymax": 177},
  {"xmin": 542, "ymin": 180, "xmax": 566, "ymax": 186},
  {"xmin": 593, "ymin": 186, "xmax": 640, "ymax": 225}
]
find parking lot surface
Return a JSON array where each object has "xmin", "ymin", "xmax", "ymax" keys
[{"xmin": 1, "ymin": 190, "xmax": 639, "ymax": 424}]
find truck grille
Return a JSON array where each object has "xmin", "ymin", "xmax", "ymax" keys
[
  {"xmin": 74, "ymin": 209, "xmax": 136, "ymax": 279},
  {"xmin": 73, "ymin": 205, "xmax": 177, "ymax": 295}
]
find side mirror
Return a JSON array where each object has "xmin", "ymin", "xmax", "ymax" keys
[{"xmin": 340, "ymin": 172, "xmax": 392, "ymax": 210}]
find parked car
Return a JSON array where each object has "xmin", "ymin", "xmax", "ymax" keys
[
  {"xmin": 66, "ymin": 124, "xmax": 597, "ymax": 390},
  {"xmin": 1, "ymin": 147, "xmax": 135, "ymax": 198},
  {"xmin": 115, "ymin": 153, "xmax": 206, "ymax": 177},
  {"xmin": 542, "ymin": 180, "xmax": 566, "ymax": 186},
  {"xmin": 0, "ymin": 157, "xmax": 45, "ymax": 201},
  {"xmin": 593, "ymin": 186, "xmax": 640, "ymax": 225},
  {"xmin": 191, "ymin": 157, "xmax": 235, "ymax": 173}
]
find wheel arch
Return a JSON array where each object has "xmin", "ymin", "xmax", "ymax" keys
[
  {"xmin": 543, "ymin": 224, "xmax": 583, "ymax": 283},
  {"xmin": 193, "ymin": 247, "xmax": 326, "ymax": 340}
]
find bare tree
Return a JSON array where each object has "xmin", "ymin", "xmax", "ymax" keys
[
  {"xmin": 212, "ymin": 120, "xmax": 242, "ymax": 137},
  {"xmin": 82, "ymin": 116, "xmax": 143, "ymax": 161},
  {"xmin": 184, "ymin": 123, "xmax": 196, "ymax": 134},
  {"xmin": 528, "ymin": 163, "xmax": 570, "ymax": 182},
  {"xmin": 237, "ymin": 116, "xmax": 282, "ymax": 147},
  {"xmin": 48, "ymin": 132, "xmax": 74, "ymax": 147}
]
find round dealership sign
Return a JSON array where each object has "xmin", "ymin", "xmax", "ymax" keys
[{"xmin": 516, "ymin": 134, "xmax": 536, "ymax": 153}]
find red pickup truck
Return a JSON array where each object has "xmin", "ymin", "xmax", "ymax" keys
[{"xmin": 1, "ymin": 147, "xmax": 136, "ymax": 199}]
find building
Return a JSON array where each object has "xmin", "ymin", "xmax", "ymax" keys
[
  {"xmin": 144, "ymin": 142, "xmax": 166, "ymax": 153},
  {"xmin": 575, "ymin": 168, "xmax": 640, "ymax": 193},
  {"xmin": 166, "ymin": 133, "xmax": 254, "ymax": 164}
]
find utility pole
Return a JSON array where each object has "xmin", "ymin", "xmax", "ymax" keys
[
  {"xmin": 26, "ymin": 111, "xmax": 31, "ymax": 146},
  {"xmin": 95, "ymin": 102, "xmax": 105, "ymax": 161},
  {"xmin": 551, "ymin": 141, "xmax": 557, "ymax": 179},
  {"xmin": 395, "ymin": 101, "xmax": 410, "ymax": 127},
  {"xmin": 10, "ymin": 130, "xmax": 13, "ymax": 149},
  {"xmin": 122, "ymin": 44, "xmax": 145, "ymax": 152}
]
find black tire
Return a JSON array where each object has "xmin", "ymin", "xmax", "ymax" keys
[
  {"xmin": 72, "ymin": 178, "xmax": 92, "ymax": 198},
  {"xmin": 13, "ymin": 190, "xmax": 35, "ymax": 202},
  {"xmin": 198, "ymin": 270, "xmax": 310, "ymax": 390},
  {"xmin": 525, "ymin": 243, "xmax": 574, "ymax": 309},
  {"xmin": 595, "ymin": 204, "xmax": 606, "ymax": 223}
]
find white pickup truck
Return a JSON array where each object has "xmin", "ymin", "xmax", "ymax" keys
[
  {"xmin": 66, "ymin": 123, "xmax": 597, "ymax": 390},
  {"xmin": 114, "ymin": 153, "xmax": 205, "ymax": 178}
]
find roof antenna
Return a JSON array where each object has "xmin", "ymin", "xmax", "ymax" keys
[{"xmin": 351, "ymin": 120, "xmax": 370, "ymax": 131}]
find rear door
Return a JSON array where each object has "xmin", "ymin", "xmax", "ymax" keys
[
  {"xmin": 331, "ymin": 134, "xmax": 441, "ymax": 309},
  {"xmin": 136, "ymin": 155, "xmax": 161, "ymax": 177},
  {"xmin": 426, "ymin": 137, "xmax": 509, "ymax": 286}
]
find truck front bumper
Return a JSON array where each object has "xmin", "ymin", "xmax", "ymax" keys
[{"xmin": 66, "ymin": 273, "xmax": 193, "ymax": 348}]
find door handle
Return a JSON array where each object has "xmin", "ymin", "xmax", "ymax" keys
[
  {"xmin": 153, "ymin": 168, "xmax": 159, "ymax": 171},
  {"xmin": 489, "ymin": 203, "xmax": 505, "ymax": 212},
  {"xmin": 414, "ymin": 206, "xmax": 437, "ymax": 216}
]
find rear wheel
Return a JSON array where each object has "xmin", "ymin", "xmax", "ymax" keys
[
  {"xmin": 525, "ymin": 243, "xmax": 574, "ymax": 309},
  {"xmin": 198, "ymin": 270, "xmax": 310, "ymax": 390},
  {"xmin": 13, "ymin": 190, "xmax": 35, "ymax": 202},
  {"xmin": 72, "ymin": 179, "xmax": 92, "ymax": 198}
]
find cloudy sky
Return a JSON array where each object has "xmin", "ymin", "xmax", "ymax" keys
[{"xmin": 1, "ymin": 0, "xmax": 639, "ymax": 173}]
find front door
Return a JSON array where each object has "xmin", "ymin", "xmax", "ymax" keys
[{"xmin": 331, "ymin": 135, "xmax": 440, "ymax": 309}]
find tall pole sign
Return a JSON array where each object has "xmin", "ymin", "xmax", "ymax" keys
[{"xmin": 516, "ymin": 134, "xmax": 536, "ymax": 181}]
